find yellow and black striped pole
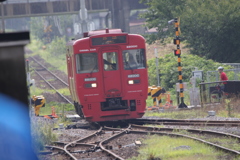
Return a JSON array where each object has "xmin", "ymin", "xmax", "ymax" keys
[{"xmin": 173, "ymin": 18, "xmax": 187, "ymax": 108}]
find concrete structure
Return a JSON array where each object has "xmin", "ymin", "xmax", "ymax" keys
[{"xmin": 0, "ymin": 0, "xmax": 147, "ymax": 33}]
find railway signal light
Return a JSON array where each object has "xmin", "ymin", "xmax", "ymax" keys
[{"xmin": 174, "ymin": 49, "xmax": 181, "ymax": 56}]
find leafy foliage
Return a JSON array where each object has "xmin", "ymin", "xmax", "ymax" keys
[
  {"xmin": 140, "ymin": 0, "xmax": 240, "ymax": 62},
  {"xmin": 139, "ymin": 0, "xmax": 186, "ymax": 44},
  {"xmin": 46, "ymin": 36, "xmax": 67, "ymax": 56},
  {"xmin": 31, "ymin": 121, "xmax": 57, "ymax": 152},
  {"xmin": 27, "ymin": 36, "xmax": 68, "ymax": 73},
  {"xmin": 148, "ymin": 53, "xmax": 231, "ymax": 90},
  {"xmin": 30, "ymin": 15, "xmax": 74, "ymax": 43}
]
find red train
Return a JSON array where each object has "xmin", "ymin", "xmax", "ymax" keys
[{"xmin": 66, "ymin": 28, "xmax": 148, "ymax": 122}]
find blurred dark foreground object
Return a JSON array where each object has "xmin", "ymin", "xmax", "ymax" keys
[
  {"xmin": 0, "ymin": 94, "xmax": 38, "ymax": 160},
  {"xmin": 0, "ymin": 31, "xmax": 38, "ymax": 160}
]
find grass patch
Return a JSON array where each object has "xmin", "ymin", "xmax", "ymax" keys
[
  {"xmin": 197, "ymin": 135, "xmax": 240, "ymax": 152},
  {"xmin": 144, "ymin": 109, "xmax": 207, "ymax": 119},
  {"xmin": 32, "ymin": 122, "xmax": 57, "ymax": 152},
  {"xmin": 29, "ymin": 87, "xmax": 46, "ymax": 97},
  {"xmin": 39, "ymin": 102, "xmax": 74, "ymax": 116},
  {"xmin": 146, "ymin": 96, "xmax": 155, "ymax": 107},
  {"xmin": 217, "ymin": 110, "xmax": 240, "ymax": 118},
  {"xmin": 145, "ymin": 97, "xmax": 240, "ymax": 119},
  {"xmin": 58, "ymin": 88, "xmax": 71, "ymax": 96},
  {"xmin": 26, "ymin": 37, "xmax": 67, "ymax": 74},
  {"xmin": 128, "ymin": 135, "xmax": 226, "ymax": 160}
]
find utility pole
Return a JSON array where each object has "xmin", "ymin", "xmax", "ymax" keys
[
  {"xmin": 154, "ymin": 47, "xmax": 160, "ymax": 86},
  {"xmin": 1, "ymin": 0, "xmax": 5, "ymax": 33},
  {"xmin": 80, "ymin": 0, "xmax": 88, "ymax": 33}
]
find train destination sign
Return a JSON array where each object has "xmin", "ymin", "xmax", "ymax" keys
[{"xmin": 91, "ymin": 35, "xmax": 127, "ymax": 46}]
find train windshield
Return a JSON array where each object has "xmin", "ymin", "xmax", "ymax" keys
[
  {"xmin": 76, "ymin": 53, "xmax": 98, "ymax": 73},
  {"xmin": 122, "ymin": 49, "xmax": 146, "ymax": 70},
  {"xmin": 103, "ymin": 52, "xmax": 118, "ymax": 71}
]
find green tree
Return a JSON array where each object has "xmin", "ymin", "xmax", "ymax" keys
[
  {"xmin": 30, "ymin": 15, "xmax": 74, "ymax": 43},
  {"xmin": 148, "ymin": 53, "xmax": 230, "ymax": 90},
  {"xmin": 140, "ymin": 0, "xmax": 186, "ymax": 43},
  {"xmin": 30, "ymin": 17, "xmax": 45, "ymax": 40},
  {"xmin": 140, "ymin": 0, "xmax": 240, "ymax": 62},
  {"xmin": 46, "ymin": 36, "xmax": 66, "ymax": 56}
]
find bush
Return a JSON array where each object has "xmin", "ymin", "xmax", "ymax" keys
[
  {"xmin": 46, "ymin": 36, "xmax": 66, "ymax": 56},
  {"xmin": 147, "ymin": 53, "xmax": 232, "ymax": 90}
]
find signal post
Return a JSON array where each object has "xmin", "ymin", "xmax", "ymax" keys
[{"xmin": 172, "ymin": 18, "xmax": 188, "ymax": 108}]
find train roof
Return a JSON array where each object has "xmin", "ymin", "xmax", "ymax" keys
[
  {"xmin": 67, "ymin": 28, "xmax": 144, "ymax": 46},
  {"xmin": 83, "ymin": 28, "xmax": 124, "ymax": 37}
]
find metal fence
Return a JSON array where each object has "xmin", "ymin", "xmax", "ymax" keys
[
  {"xmin": 206, "ymin": 68, "xmax": 240, "ymax": 82},
  {"xmin": 199, "ymin": 81, "xmax": 240, "ymax": 104}
]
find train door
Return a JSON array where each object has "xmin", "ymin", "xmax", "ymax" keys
[{"xmin": 101, "ymin": 50, "xmax": 122, "ymax": 97}]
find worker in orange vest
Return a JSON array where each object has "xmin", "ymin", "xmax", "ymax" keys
[{"xmin": 31, "ymin": 95, "xmax": 45, "ymax": 116}]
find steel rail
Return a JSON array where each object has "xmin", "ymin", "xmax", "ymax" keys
[
  {"xmin": 34, "ymin": 68, "xmax": 73, "ymax": 104},
  {"xmin": 134, "ymin": 118, "xmax": 240, "ymax": 123},
  {"xmin": 29, "ymin": 56, "xmax": 69, "ymax": 86},
  {"xmin": 131, "ymin": 124, "xmax": 240, "ymax": 142},
  {"xmin": 63, "ymin": 126, "xmax": 103, "ymax": 160},
  {"xmin": 44, "ymin": 145, "xmax": 68, "ymax": 156},
  {"xmin": 52, "ymin": 141, "xmax": 96, "ymax": 147},
  {"xmin": 129, "ymin": 130, "xmax": 240, "ymax": 155},
  {"xmin": 98, "ymin": 124, "xmax": 240, "ymax": 158},
  {"xmin": 131, "ymin": 118, "xmax": 240, "ymax": 126},
  {"xmin": 45, "ymin": 145, "xmax": 65, "ymax": 151},
  {"xmin": 150, "ymin": 122, "xmax": 240, "ymax": 127},
  {"xmin": 29, "ymin": 56, "xmax": 72, "ymax": 104},
  {"xmin": 99, "ymin": 125, "xmax": 132, "ymax": 160}
]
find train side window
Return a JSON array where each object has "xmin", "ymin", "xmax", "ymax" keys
[
  {"xmin": 76, "ymin": 53, "xmax": 98, "ymax": 73},
  {"xmin": 102, "ymin": 52, "xmax": 118, "ymax": 71},
  {"xmin": 122, "ymin": 49, "xmax": 146, "ymax": 70}
]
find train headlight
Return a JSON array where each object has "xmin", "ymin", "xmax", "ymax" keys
[
  {"xmin": 128, "ymin": 80, "xmax": 140, "ymax": 84},
  {"xmin": 85, "ymin": 83, "xmax": 97, "ymax": 88},
  {"xmin": 91, "ymin": 83, "xmax": 97, "ymax": 87},
  {"xmin": 128, "ymin": 80, "xmax": 134, "ymax": 84}
]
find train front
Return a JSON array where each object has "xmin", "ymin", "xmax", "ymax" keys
[{"xmin": 68, "ymin": 29, "xmax": 148, "ymax": 122}]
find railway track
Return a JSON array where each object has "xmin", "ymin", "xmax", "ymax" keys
[
  {"xmin": 37, "ymin": 121, "xmax": 240, "ymax": 160},
  {"xmin": 28, "ymin": 55, "xmax": 240, "ymax": 159},
  {"xmin": 28, "ymin": 56, "xmax": 240, "ymax": 127},
  {"xmin": 39, "ymin": 122, "xmax": 240, "ymax": 160},
  {"xmin": 44, "ymin": 125, "xmax": 130, "ymax": 160},
  {"xmin": 130, "ymin": 118, "xmax": 240, "ymax": 127},
  {"xmin": 28, "ymin": 56, "xmax": 72, "ymax": 104},
  {"xmin": 130, "ymin": 124, "xmax": 240, "ymax": 157}
]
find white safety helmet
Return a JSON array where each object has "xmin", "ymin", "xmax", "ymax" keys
[{"xmin": 217, "ymin": 66, "xmax": 224, "ymax": 70}]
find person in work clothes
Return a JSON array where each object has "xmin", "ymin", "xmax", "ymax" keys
[
  {"xmin": 218, "ymin": 66, "xmax": 228, "ymax": 93},
  {"xmin": 31, "ymin": 95, "xmax": 45, "ymax": 116}
]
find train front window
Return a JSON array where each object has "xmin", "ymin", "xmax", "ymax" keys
[
  {"xmin": 122, "ymin": 49, "xmax": 146, "ymax": 70},
  {"xmin": 103, "ymin": 52, "xmax": 118, "ymax": 71},
  {"xmin": 76, "ymin": 53, "xmax": 98, "ymax": 73}
]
